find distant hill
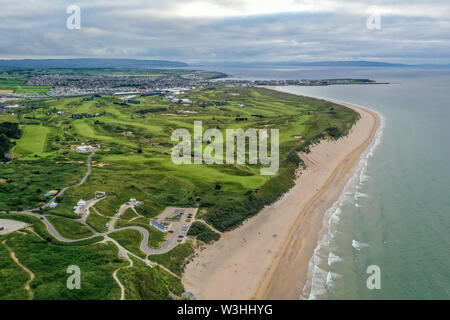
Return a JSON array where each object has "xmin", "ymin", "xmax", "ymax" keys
[
  {"xmin": 0, "ymin": 58, "xmax": 188, "ymax": 69},
  {"xmin": 194, "ymin": 60, "xmax": 411, "ymax": 68},
  {"xmin": 290, "ymin": 61, "xmax": 410, "ymax": 67}
]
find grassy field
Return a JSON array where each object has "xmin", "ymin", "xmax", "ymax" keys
[
  {"xmin": 0, "ymin": 85, "xmax": 359, "ymax": 299},
  {"xmin": 117, "ymin": 257, "xmax": 183, "ymax": 299},
  {"xmin": 0, "ymin": 241, "xmax": 30, "ymax": 299},
  {"xmin": 151, "ymin": 242, "xmax": 196, "ymax": 276},
  {"xmin": 0, "ymin": 231, "xmax": 124, "ymax": 299},
  {"xmin": 11, "ymin": 125, "xmax": 49, "ymax": 155},
  {"xmin": 86, "ymin": 210, "xmax": 110, "ymax": 233},
  {"xmin": 109, "ymin": 229, "xmax": 145, "ymax": 258},
  {"xmin": 46, "ymin": 215, "xmax": 95, "ymax": 240}
]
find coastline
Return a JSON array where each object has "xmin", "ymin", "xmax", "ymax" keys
[{"xmin": 182, "ymin": 87, "xmax": 381, "ymax": 299}]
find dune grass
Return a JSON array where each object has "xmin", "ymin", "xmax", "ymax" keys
[{"xmin": 46, "ymin": 215, "xmax": 95, "ymax": 240}]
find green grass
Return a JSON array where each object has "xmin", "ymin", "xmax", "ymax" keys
[
  {"xmin": 117, "ymin": 257, "xmax": 182, "ymax": 299},
  {"xmin": 120, "ymin": 208, "xmax": 138, "ymax": 221},
  {"xmin": 0, "ymin": 85, "xmax": 360, "ymax": 298},
  {"xmin": 115, "ymin": 218, "xmax": 165, "ymax": 248},
  {"xmin": 109, "ymin": 229, "xmax": 145, "ymax": 258},
  {"xmin": 150, "ymin": 242, "xmax": 195, "ymax": 276},
  {"xmin": 1, "ymin": 231, "xmax": 124, "ymax": 299},
  {"xmin": 46, "ymin": 215, "xmax": 95, "ymax": 240},
  {"xmin": 0, "ymin": 241, "xmax": 30, "ymax": 299},
  {"xmin": 12, "ymin": 125, "xmax": 49, "ymax": 155},
  {"xmin": 14, "ymin": 86, "xmax": 52, "ymax": 94},
  {"xmin": 86, "ymin": 211, "xmax": 110, "ymax": 233},
  {"xmin": 187, "ymin": 221, "xmax": 220, "ymax": 244},
  {"xmin": 0, "ymin": 156, "xmax": 86, "ymax": 211}
]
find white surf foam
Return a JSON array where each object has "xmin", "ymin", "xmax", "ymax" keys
[
  {"xmin": 328, "ymin": 252, "xmax": 343, "ymax": 266},
  {"xmin": 352, "ymin": 239, "xmax": 370, "ymax": 251},
  {"xmin": 301, "ymin": 104, "xmax": 385, "ymax": 300}
]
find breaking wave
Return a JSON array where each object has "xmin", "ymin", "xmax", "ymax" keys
[{"xmin": 301, "ymin": 105, "xmax": 385, "ymax": 300}]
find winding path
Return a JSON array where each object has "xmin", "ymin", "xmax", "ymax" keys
[
  {"xmin": 1, "ymin": 148, "xmax": 182, "ymax": 299},
  {"xmin": 2, "ymin": 240, "xmax": 35, "ymax": 300}
]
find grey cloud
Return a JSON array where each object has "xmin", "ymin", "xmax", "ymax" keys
[{"xmin": 0, "ymin": 0, "xmax": 449, "ymax": 64}]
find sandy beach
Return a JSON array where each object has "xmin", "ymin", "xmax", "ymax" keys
[{"xmin": 182, "ymin": 89, "xmax": 380, "ymax": 300}]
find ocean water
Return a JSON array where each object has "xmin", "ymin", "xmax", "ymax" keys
[{"xmin": 203, "ymin": 65, "xmax": 450, "ymax": 299}]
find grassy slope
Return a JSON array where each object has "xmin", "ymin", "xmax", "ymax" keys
[
  {"xmin": 46, "ymin": 215, "xmax": 95, "ymax": 240},
  {"xmin": 109, "ymin": 229, "xmax": 145, "ymax": 259},
  {"xmin": 0, "ymin": 231, "xmax": 124, "ymax": 300}
]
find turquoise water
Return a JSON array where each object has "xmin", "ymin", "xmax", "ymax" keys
[
  {"xmin": 202, "ymin": 65, "xmax": 450, "ymax": 299},
  {"xmin": 276, "ymin": 71, "xmax": 450, "ymax": 300}
]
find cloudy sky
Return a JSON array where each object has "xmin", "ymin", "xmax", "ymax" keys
[{"xmin": 1, "ymin": 0, "xmax": 449, "ymax": 64}]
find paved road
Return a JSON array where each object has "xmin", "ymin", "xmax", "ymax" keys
[
  {"xmin": 46, "ymin": 151, "xmax": 95, "ymax": 208},
  {"xmin": 1, "ymin": 149, "xmax": 188, "ymax": 279}
]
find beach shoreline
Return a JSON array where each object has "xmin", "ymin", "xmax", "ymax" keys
[{"xmin": 182, "ymin": 87, "xmax": 381, "ymax": 300}]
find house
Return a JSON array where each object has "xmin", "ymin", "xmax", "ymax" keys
[
  {"xmin": 75, "ymin": 145, "xmax": 99, "ymax": 153},
  {"xmin": 150, "ymin": 220, "xmax": 168, "ymax": 232},
  {"xmin": 72, "ymin": 114, "xmax": 83, "ymax": 119},
  {"xmin": 47, "ymin": 202, "xmax": 58, "ymax": 208},
  {"xmin": 73, "ymin": 199, "xmax": 87, "ymax": 215}
]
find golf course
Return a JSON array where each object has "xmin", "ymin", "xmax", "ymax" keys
[{"xmin": 0, "ymin": 85, "xmax": 359, "ymax": 299}]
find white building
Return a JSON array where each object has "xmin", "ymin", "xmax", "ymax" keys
[
  {"xmin": 150, "ymin": 220, "xmax": 168, "ymax": 232},
  {"xmin": 75, "ymin": 145, "xmax": 100, "ymax": 153},
  {"xmin": 73, "ymin": 199, "xmax": 87, "ymax": 215}
]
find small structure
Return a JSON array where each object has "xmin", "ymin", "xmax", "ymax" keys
[
  {"xmin": 73, "ymin": 199, "xmax": 87, "ymax": 215},
  {"xmin": 47, "ymin": 202, "xmax": 58, "ymax": 208},
  {"xmin": 95, "ymin": 191, "xmax": 106, "ymax": 199},
  {"xmin": 44, "ymin": 190, "xmax": 59, "ymax": 197},
  {"xmin": 150, "ymin": 220, "xmax": 168, "ymax": 232},
  {"xmin": 76, "ymin": 144, "xmax": 100, "ymax": 153}
]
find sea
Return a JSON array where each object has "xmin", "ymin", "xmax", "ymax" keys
[{"xmin": 198, "ymin": 65, "xmax": 450, "ymax": 299}]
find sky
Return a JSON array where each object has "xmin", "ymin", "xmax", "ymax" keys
[{"xmin": 1, "ymin": 0, "xmax": 449, "ymax": 64}]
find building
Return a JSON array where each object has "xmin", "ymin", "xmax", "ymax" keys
[
  {"xmin": 47, "ymin": 202, "xmax": 58, "ymax": 208},
  {"xmin": 95, "ymin": 191, "xmax": 106, "ymax": 199},
  {"xmin": 150, "ymin": 220, "xmax": 168, "ymax": 232},
  {"xmin": 76, "ymin": 144, "xmax": 99, "ymax": 153},
  {"xmin": 73, "ymin": 199, "xmax": 87, "ymax": 215}
]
